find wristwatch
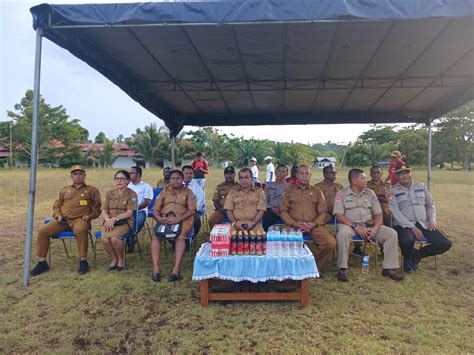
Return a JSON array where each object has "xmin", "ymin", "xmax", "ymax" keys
[{"xmin": 351, "ymin": 223, "xmax": 357, "ymax": 230}]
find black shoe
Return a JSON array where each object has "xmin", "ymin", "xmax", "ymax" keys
[
  {"xmin": 152, "ymin": 273, "xmax": 161, "ymax": 282},
  {"xmin": 382, "ymin": 269, "xmax": 405, "ymax": 281},
  {"xmin": 108, "ymin": 264, "xmax": 117, "ymax": 272},
  {"xmin": 78, "ymin": 260, "xmax": 89, "ymax": 275},
  {"xmin": 168, "ymin": 273, "xmax": 180, "ymax": 282},
  {"xmin": 117, "ymin": 265, "xmax": 124, "ymax": 272},
  {"xmin": 31, "ymin": 261, "xmax": 49, "ymax": 276},
  {"xmin": 412, "ymin": 250, "xmax": 422, "ymax": 270},
  {"xmin": 403, "ymin": 257, "xmax": 414, "ymax": 273},
  {"xmin": 352, "ymin": 245, "xmax": 364, "ymax": 257},
  {"xmin": 337, "ymin": 268, "xmax": 348, "ymax": 282}
]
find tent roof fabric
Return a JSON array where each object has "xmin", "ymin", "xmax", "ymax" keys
[{"xmin": 31, "ymin": 1, "xmax": 474, "ymax": 136}]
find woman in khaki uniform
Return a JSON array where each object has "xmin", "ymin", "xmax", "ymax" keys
[
  {"xmin": 101, "ymin": 170, "xmax": 137, "ymax": 271},
  {"xmin": 151, "ymin": 170, "xmax": 196, "ymax": 282}
]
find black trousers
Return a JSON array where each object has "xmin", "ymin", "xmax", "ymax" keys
[
  {"xmin": 262, "ymin": 209, "xmax": 282, "ymax": 232},
  {"xmin": 394, "ymin": 223, "xmax": 452, "ymax": 259}
]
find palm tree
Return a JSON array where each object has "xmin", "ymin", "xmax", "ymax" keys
[{"xmin": 98, "ymin": 138, "xmax": 117, "ymax": 168}]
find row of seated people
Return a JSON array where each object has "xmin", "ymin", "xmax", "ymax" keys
[
  {"xmin": 30, "ymin": 165, "xmax": 205, "ymax": 282},
  {"xmin": 209, "ymin": 164, "xmax": 451, "ymax": 281},
  {"xmin": 30, "ymin": 162, "xmax": 451, "ymax": 283}
]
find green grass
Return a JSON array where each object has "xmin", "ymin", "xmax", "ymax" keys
[{"xmin": 1, "ymin": 167, "xmax": 473, "ymax": 353}]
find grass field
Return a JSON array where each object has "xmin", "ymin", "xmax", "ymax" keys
[{"xmin": 1, "ymin": 166, "xmax": 473, "ymax": 353}]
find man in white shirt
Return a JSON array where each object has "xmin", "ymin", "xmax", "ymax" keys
[
  {"xmin": 249, "ymin": 157, "xmax": 259, "ymax": 183},
  {"xmin": 182, "ymin": 165, "xmax": 206, "ymax": 236},
  {"xmin": 264, "ymin": 156, "xmax": 275, "ymax": 183},
  {"xmin": 126, "ymin": 166, "xmax": 153, "ymax": 251}
]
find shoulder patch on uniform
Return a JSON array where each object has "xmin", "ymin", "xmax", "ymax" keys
[
  {"xmin": 388, "ymin": 193, "xmax": 395, "ymax": 201},
  {"xmin": 335, "ymin": 193, "xmax": 343, "ymax": 202},
  {"xmin": 132, "ymin": 196, "xmax": 137, "ymax": 203}
]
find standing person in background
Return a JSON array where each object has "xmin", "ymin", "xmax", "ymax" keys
[
  {"xmin": 264, "ymin": 156, "xmax": 275, "ymax": 183},
  {"xmin": 249, "ymin": 157, "xmax": 259, "ymax": 183},
  {"xmin": 367, "ymin": 165, "xmax": 392, "ymax": 227},
  {"xmin": 191, "ymin": 152, "xmax": 209, "ymax": 188},
  {"xmin": 386, "ymin": 150, "xmax": 404, "ymax": 186}
]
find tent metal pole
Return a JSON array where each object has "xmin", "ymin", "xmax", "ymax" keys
[
  {"xmin": 427, "ymin": 117, "xmax": 432, "ymax": 191},
  {"xmin": 170, "ymin": 136, "xmax": 175, "ymax": 169},
  {"xmin": 23, "ymin": 28, "xmax": 43, "ymax": 287}
]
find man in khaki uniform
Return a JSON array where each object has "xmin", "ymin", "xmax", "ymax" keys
[
  {"xmin": 152, "ymin": 170, "xmax": 196, "ymax": 282},
  {"xmin": 315, "ymin": 165, "xmax": 344, "ymax": 222},
  {"xmin": 224, "ymin": 168, "xmax": 266, "ymax": 231},
  {"xmin": 280, "ymin": 165, "xmax": 336, "ymax": 273},
  {"xmin": 30, "ymin": 165, "xmax": 101, "ymax": 276},
  {"xmin": 208, "ymin": 166, "xmax": 239, "ymax": 229},
  {"xmin": 334, "ymin": 168, "xmax": 404, "ymax": 282},
  {"xmin": 156, "ymin": 167, "xmax": 171, "ymax": 188},
  {"xmin": 367, "ymin": 165, "xmax": 392, "ymax": 226}
]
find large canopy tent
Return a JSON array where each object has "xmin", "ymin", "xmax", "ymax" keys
[{"xmin": 24, "ymin": 1, "xmax": 474, "ymax": 286}]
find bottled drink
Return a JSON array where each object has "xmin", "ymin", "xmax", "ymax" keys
[
  {"xmin": 297, "ymin": 229, "xmax": 304, "ymax": 256},
  {"xmin": 274, "ymin": 228, "xmax": 281, "ymax": 256},
  {"xmin": 281, "ymin": 228, "xmax": 289, "ymax": 256},
  {"xmin": 362, "ymin": 253, "xmax": 369, "ymax": 274},
  {"xmin": 237, "ymin": 231, "xmax": 244, "ymax": 255},
  {"xmin": 255, "ymin": 230, "xmax": 262, "ymax": 255},
  {"xmin": 266, "ymin": 229, "xmax": 273, "ymax": 256},
  {"xmin": 261, "ymin": 228, "xmax": 267, "ymax": 255},
  {"xmin": 243, "ymin": 231, "xmax": 250, "ymax": 255},
  {"xmin": 249, "ymin": 230, "xmax": 256, "ymax": 255},
  {"xmin": 230, "ymin": 229, "xmax": 237, "ymax": 255}
]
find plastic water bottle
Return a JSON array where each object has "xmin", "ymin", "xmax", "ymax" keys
[
  {"xmin": 274, "ymin": 228, "xmax": 281, "ymax": 256},
  {"xmin": 296, "ymin": 229, "xmax": 304, "ymax": 255},
  {"xmin": 362, "ymin": 253, "xmax": 369, "ymax": 274},
  {"xmin": 266, "ymin": 229, "xmax": 274, "ymax": 256},
  {"xmin": 288, "ymin": 229, "xmax": 295, "ymax": 255}
]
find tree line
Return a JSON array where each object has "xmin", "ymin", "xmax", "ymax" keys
[{"xmin": 1, "ymin": 90, "xmax": 472, "ymax": 169}]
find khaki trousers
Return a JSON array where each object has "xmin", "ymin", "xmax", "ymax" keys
[
  {"xmin": 336, "ymin": 224, "xmax": 399, "ymax": 270},
  {"xmin": 37, "ymin": 219, "xmax": 90, "ymax": 258},
  {"xmin": 208, "ymin": 210, "xmax": 226, "ymax": 230}
]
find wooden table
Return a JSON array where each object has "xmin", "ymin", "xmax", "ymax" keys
[{"xmin": 199, "ymin": 278, "xmax": 310, "ymax": 307}]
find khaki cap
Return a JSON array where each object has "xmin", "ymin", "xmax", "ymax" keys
[
  {"xmin": 70, "ymin": 165, "xmax": 86, "ymax": 173},
  {"xmin": 390, "ymin": 151, "xmax": 402, "ymax": 158}
]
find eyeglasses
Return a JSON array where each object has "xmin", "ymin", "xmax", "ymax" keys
[{"xmin": 115, "ymin": 177, "xmax": 128, "ymax": 181}]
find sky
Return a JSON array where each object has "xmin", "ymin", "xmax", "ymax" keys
[{"xmin": 0, "ymin": 0, "xmax": 401, "ymax": 145}]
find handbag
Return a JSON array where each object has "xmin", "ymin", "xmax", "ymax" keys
[{"xmin": 154, "ymin": 222, "xmax": 182, "ymax": 239}]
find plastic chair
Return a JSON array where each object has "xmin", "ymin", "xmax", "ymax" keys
[
  {"xmin": 93, "ymin": 207, "xmax": 143, "ymax": 267},
  {"xmin": 44, "ymin": 217, "xmax": 94, "ymax": 266},
  {"xmin": 145, "ymin": 187, "xmax": 163, "ymax": 240}
]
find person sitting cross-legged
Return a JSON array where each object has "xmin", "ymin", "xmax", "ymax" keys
[{"xmin": 388, "ymin": 165, "xmax": 452, "ymax": 273}]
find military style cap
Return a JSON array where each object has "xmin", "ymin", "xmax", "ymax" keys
[
  {"xmin": 395, "ymin": 164, "xmax": 412, "ymax": 174},
  {"xmin": 264, "ymin": 156, "xmax": 272, "ymax": 160},
  {"xmin": 70, "ymin": 164, "xmax": 86, "ymax": 173},
  {"xmin": 250, "ymin": 157, "xmax": 257, "ymax": 162},
  {"xmin": 224, "ymin": 166, "xmax": 235, "ymax": 173}
]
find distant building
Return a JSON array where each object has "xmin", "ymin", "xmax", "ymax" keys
[
  {"xmin": 77, "ymin": 143, "xmax": 147, "ymax": 168},
  {"xmin": 0, "ymin": 145, "xmax": 11, "ymax": 168},
  {"xmin": 314, "ymin": 157, "xmax": 337, "ymax": 169}
]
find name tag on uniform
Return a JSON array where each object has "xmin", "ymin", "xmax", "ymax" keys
[{"xmin": 79, "ymin": 200, "xmax": 88, "ymax": 206}]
